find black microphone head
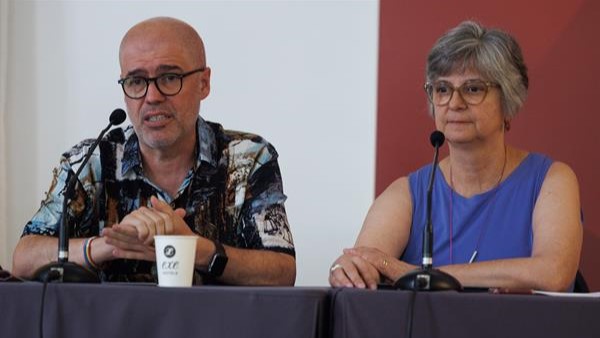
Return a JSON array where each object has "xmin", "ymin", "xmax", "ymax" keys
[
  {"xmin": 430, "ymin": 131, "xmax": 445, "ymax": 148},
  {"xmin": 109, "ymin": 108, "xmax": 127, "ymax": 126}
]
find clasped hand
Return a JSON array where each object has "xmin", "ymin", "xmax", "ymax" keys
[
  {"xmin": 102, "ymin": 196, "xmax": 194, "ymax": 261},
  {"xmin": 329, "ymin": 247, "xmax": 416, "ymax": 289}
]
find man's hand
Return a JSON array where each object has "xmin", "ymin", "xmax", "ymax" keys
[{"xmin": 102, "ymin": 196, "xmax": 192, "ymax": 261}]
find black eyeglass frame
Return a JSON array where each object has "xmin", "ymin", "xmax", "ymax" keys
[
  {"xmin": 424, "ymin": 80, "xmax": 499, "ymax": 106},
  {"xmin": 118, "ymin": 67, "xmax": 206, "ymax": 99}
]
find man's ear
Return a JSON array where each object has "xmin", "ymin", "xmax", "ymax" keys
[{"xmin": 199, "ymin": 67, "xmax": 211, "ymax": 99}]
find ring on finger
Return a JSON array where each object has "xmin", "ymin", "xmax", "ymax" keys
[{"xmin": 330, "ymin": 263, "xmax": 343, "ymax": 273}]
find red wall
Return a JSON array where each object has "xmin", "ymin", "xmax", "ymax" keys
[{"xmin": 377, "ymin": 0, "xmax": 600, "ymax": 289}]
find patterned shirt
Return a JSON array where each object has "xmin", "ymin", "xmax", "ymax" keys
[{"xmin": 23, "ymin": 117, "xmax": 295, "ymax": 282}]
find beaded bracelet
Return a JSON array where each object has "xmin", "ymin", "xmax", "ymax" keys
[{"xmin": 83, "ymin": 236, "xmax": 100, "ymax": 270}]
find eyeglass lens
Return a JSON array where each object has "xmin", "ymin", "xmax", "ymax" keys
[
  {"xmin": 122, "ymin": 74, "xmax": 183, "ymax": 99},
  {"xmin": 429, "ymin": 80, "xmax": 491, "ymax": 105}
]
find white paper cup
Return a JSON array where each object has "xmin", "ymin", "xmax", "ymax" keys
[{"xmin": 154, "ymin": 235, "xmax": 197, "ymax": 287}]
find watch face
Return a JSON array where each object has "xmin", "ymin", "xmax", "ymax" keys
[
  {"xmin": 209, "ymin": 254, "xmax": 228, "ymax": 277},
  {"xmin": 208, "ymin": 241, "xmax": 228, "ymax": 277}
]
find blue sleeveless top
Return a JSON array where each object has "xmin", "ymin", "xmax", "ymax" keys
[{"xmin": 402, "ymin": 153, "xmax": 552, "ymax": 266}]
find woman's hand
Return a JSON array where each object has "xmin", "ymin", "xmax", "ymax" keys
[
  {"xmin": 329, "ymin": 250, "xmax": 381, "ymax": 290},
  {"xmin": 348, "ymin": 247, "xmax": 416, "ymax": 282},
  {"xmin": 329, "ymin": 246, "xmax": 417, "ymax": 289}
]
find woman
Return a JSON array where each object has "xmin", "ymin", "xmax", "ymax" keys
[{"xmin": 329, "ymin": 21, "xmax": 582, "ymax": 291}]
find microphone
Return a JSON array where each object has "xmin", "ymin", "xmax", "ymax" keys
[
  {"xmin": 109, "ymin": 108, "xmax": 127, "ymax": 125},
  {"xmin": 423, "ymin": 131, "xmax": 444, "ymax": 269},
  {"xmin": 34, "ymin": 108, "xmax": 127, "ymax": 283},
  {"xmin": 393, "ymin": 130, "xmax": 462, "ymax": 291}
]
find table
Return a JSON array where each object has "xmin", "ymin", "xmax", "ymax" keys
[
  {"xmin": 0, "ymin": 282, "xmax": 330, "ymax": 338},
  {"xmin": 4, "ymin": 283, "xmax": 600, "ymax": 338},
  {"xmin": 331, "ymin": 288, "xmax": 600, "ymax": 338}
]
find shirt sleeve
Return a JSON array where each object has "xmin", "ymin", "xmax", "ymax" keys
[
  {"xmin": 22, "ymin": 142, "xmax": 100, "ymax": 238},
  {"xmin": 22, "ymin": 157, "xmax": 72, "ymax": 236},
  {"xmin": 240, "ymin": 142, "xmax": 295, "ymax": 256}
]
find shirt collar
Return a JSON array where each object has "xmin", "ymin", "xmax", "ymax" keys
[
  {"xmin": 121, "ymin": 126, "xmax": 141, "ymax": 175},
  {"xmin": 121, "ymin": 117, "xmax": 218, "ymax": 176},
  {"xmin": 197, "ymin": 117, "xmax": 218, "ymax": 168}
]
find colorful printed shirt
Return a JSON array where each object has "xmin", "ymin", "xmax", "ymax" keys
[{"xmin": 23, "ymin": 117, "xmax": 295, "ymax": 282}]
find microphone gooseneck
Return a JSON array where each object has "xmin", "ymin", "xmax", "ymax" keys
[
  {"xmin": 34, "ymin": 108, "xmax": 127, "ymax": 283},
  {"xmin": 393, "ymin": 130, "xmax": 462, "ymax": 291},
  {"xmin": 423, "ymin": 130, "xmax": 444, "ymax": 269}
]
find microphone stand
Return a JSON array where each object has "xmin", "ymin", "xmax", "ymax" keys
[
  {"xmin": 393, "ymin": 131, "xmax": 462, "ymax": 291},
  {"xmin": 33, "ymin": 109, "xmax": 126, "ymax": 283}
]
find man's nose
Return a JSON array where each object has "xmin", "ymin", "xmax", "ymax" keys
[{"xmin": 145, "ymin": 80, "xmax": 166, "ymax": 102}]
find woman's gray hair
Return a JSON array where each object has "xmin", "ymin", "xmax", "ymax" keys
[{"xmin": 426, "ymin": 21, "xmax": 528, "ymax": 119}]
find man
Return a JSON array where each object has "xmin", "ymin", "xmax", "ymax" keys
[{"xmin": 12, "ymin": 17, "xmax": 295, "ymax": 285}]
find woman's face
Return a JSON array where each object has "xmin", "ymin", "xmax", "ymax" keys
[{"xmin": 432, "ymin": 69, "xmax": 504, "ymax": 145}]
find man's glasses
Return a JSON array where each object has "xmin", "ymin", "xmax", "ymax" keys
[
  {"xmin": 118, "ymin": 67, "xmax": 205, "ymax": 99},
  {"xmin": 424, "ymin": 79, "xmax": 499, "ymax": 106}
]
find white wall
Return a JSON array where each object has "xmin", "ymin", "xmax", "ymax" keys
[
  {"xmin": 0, "ymin": 0, "xmax": 9, "ymax": 270},
  {"xmin": 4, "ymin": 0, "xmax": 379, "ymax": 286}
]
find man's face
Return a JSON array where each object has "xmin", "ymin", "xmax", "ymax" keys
[{"xmin": 119, "ymin": 33, "xmax": 210, "ymax": 153}]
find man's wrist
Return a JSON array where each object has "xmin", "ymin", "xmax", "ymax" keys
[
  {"xmin": 87, "ymin": 236, "xmax": 113, "ymax": 268},
  {"xmin": 83, "ymin": 236, "xmax": 100, "ymax": 270},
  {"xmin": 207, "ymin": 240, "xmax": 228, "ymax": 277}
]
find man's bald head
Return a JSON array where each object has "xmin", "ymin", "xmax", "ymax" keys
[{"xmin": 119, "ymin": 17, "xmax": 206, "ymax": 68}]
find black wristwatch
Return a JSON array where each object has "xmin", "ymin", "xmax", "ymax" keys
[{"xmin": 207, "ymin": 240, "xmax": 228, "ymax": 277}]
